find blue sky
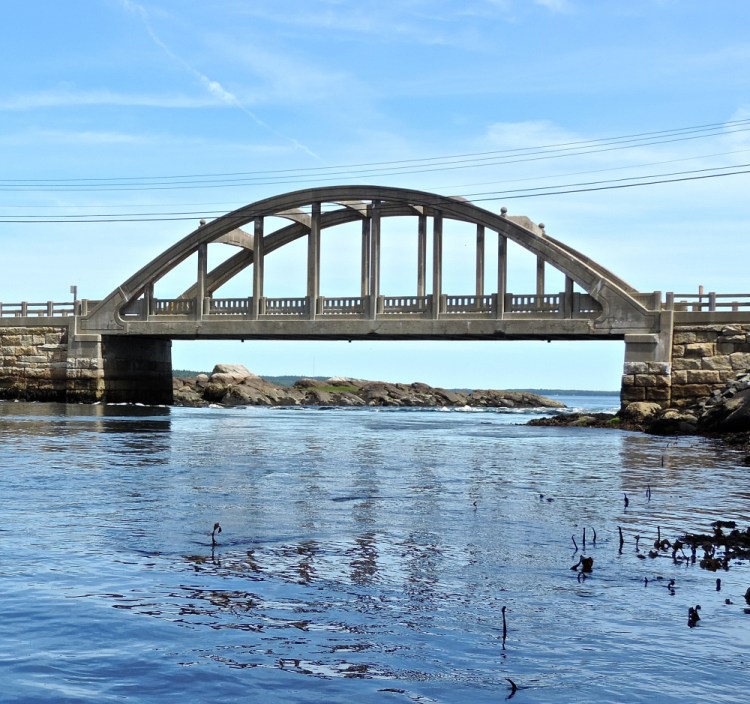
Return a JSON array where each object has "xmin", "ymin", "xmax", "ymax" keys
[{"xmin": 2, "ymin": 0, "xmax": 750, "ymax": 390}]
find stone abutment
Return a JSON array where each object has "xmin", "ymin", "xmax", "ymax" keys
[
  {"xmin": 621, "ymin": 323, "xmax": 750, "ymax": 410},
  {"xmin": 0, "ymin": 326, "xmax": 172, "ymax": 404}
]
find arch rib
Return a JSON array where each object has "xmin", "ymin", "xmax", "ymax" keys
[{"xmin": 83, "ymin": 185, "xmax": 650, "ymax": 331}]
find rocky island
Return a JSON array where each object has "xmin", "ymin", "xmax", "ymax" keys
[{"xmin": 173, "ymin": 363, "xmax": 566, "ymax": 410}]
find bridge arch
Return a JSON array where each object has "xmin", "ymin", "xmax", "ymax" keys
[{"xmin": 82, "ymin": 185, "xmax": 658, "ymax": 338}]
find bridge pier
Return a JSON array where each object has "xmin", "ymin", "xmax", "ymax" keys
[{"xmin": 100, "ymin": 335, "xmax": 173, "ymax": 405}]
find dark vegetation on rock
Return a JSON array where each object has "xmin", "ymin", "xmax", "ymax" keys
[
  {"xmin": 173, "ymin": 364, "xmax": 566, "ymax": 410},
  {"xmin": 678, "ymin": 521, "xmax": 750, "ymax": 571}
]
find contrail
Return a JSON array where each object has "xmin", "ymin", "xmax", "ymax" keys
[{"xmin": 120, "ymin": 0, "xmax": 321, "ymax": 161}]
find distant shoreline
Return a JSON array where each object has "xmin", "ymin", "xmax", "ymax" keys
[{"xmin": 172, "ymin": 370, "xmax": 617, "ymax": 396}]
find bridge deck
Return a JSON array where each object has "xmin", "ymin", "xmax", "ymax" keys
[{"xmin": 2, "ymin": 291, "xmax": 750, "ymax": 340}]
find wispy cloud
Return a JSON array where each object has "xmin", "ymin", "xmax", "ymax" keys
[
  {"xmin": 118, "ymin": 0, "xmax": 321, "ymax": 160},
  {"xmin": 0, "ymin": 129, "xmax": 150, "ymax": 146},
  {"xmin": 0, "ymin": 89, "xmax": 219, "ymax": 111},
  {"xmin": 224, "ymin": 0, "xmax": 512, "ymax": 50},
  {"xmin": 534, "ymin": 0, "xmax": 575, "ymax": 13}
]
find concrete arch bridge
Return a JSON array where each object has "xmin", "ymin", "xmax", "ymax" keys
[{"xmin": 2, "ymin": 185, "xmax": 750, "ymax": 405}]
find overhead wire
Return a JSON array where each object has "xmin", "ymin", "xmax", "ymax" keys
[
  {"xmin": 1, "ymin": 164, "xmax": 749, "ymax": 222},
  {"xmin": 0, "ymin": 117, "xmax": 749, "ymax": 221},
  {"xmin": 0, "ymin": 117, "xmax": 749, "ymax": 191}
]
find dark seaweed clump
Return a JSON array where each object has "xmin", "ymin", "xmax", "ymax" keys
[{"xmin": 679, "ymin": 521, "xmax": 750, "ymax": 571}]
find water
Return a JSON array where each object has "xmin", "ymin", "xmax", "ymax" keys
[{"xmin": 1, "ymin": 396, "xmax": 749, "ymax": 703}]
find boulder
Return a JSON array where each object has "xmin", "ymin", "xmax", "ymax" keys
[
  {"xmin": 173, "ymin": 384, "xmax": 208, "ymax": 407},
  {"xmin": 699, "ymin": 387, "xmax": 750, "ymax": 433},
  {"xmin": 621, "ymin": 401, "xmax": 662, "ymax": 424},
  {"xmin": 209, "ymin": 363, "xmax": 257, "ymax": 386},
  {"xmin": 648, "ymin": 409, "xmax": 698, "ymax": 435}
]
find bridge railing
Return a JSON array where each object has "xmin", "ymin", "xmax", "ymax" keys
[
  {"xmin": 208, "ymin": 298, "xmax": 251, "ymax": 315},
  {"xmin": 444, "ymin": 295, "xmax": 494, "ymax": 315},
  {"xmin": 665, "ymin": 292, "xmax": 750, "ymax": 312},
  {"xmin": 320, "ymin": 297, "xmax": 365, "ymax": 316},
  {"xmin": 263, "ymin": 297, "xmax": 309, "ymax": 316},
  {"xmin": 0, "ymin": 301, "xmax": 77, "ymax": 317},
  {"xmin": 508, "ymin": 294, "xmax": 560, "ymax": 314},
  {"xmin": 154, "ymin": 299, "xmax": 195, "ymax": 316},
  {"xmin": 381, "ymin": 296, "xmax": 430, "ymax": 315}
]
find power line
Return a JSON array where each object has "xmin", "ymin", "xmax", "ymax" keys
[
  {"xmin": 1, "ymin": 118, "xmax": 749, "ymax": 191},
  {"xmin": 4, "ymin": 145, "xmax": 750, "ymax": 211},
  {"xmin": 1, "ymin": 164, "xmax": 748, "ymax": 223}
]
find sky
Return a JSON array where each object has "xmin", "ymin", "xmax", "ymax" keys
[{"xmin": 2, "ymin": 0, "xmax": 750, "ymax": 390}]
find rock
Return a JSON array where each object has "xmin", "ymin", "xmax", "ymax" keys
[
  {"xmin": 699, "ymin": 387, "xmax": 750, "ymax": 433},
  {"xmin": 173, "ymin": 384, "xmax": 209, "ymax": 407},
  {"xmin": 467, "ymin": 389, "xmax": 564, "ymax": 408},
  {"xmin": 647, "ymin": 409, "xmax": 698, "ymax": 435},
  {"xmin": 209, "ymin": 363, "xmax": 257, "ymax": 387},
  {"xmin": 621, "ymin": 401, "xmax": 662, "ymax": 423}
]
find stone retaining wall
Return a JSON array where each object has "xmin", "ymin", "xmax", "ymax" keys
[
  {"xmin": 0, "ymin": 326, "xmax": 103, "ymax": 402},
  {"xmin": 670, "ymin": 324, "xmax": 750, "ymax": 408},
  {"xmin": 621, "ymin": 324, "xmax": 750, "ymax": 409}
]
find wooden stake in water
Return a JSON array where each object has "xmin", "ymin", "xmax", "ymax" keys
[
  {"xmin": 502, "ymin": 606, "xmax": 508, "ymax": 649},
  {"xmin": 618, "ymin": 526, "xmax": 624, "ymax": 552}
]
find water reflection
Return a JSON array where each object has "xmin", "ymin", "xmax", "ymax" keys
[{"xmin": 4, "ymin": 404, "xmax": 750, "ymax": 704}]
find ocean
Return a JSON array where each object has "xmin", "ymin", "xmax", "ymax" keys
[{"xmin": 1, "ymin": 395, "xmax": 748, "ymax": 703}]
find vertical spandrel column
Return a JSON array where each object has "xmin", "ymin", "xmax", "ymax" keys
[
  {"xmin": 564, "ymin": 275, "xmax": 574, "ymax": 318},
  {"xmin": 197, "ymin": 242, "xmax": 207, "ymax": 319},
  {"xmin": 476, "ymin": 224, "xmax": 485, "ymax": 299},
  {"xmin": 360, "ymin": 215, "xmax": 371, "ymax": 300},
  {"xmin": 432, "ymin": 210, "xmax": 443, "ymax": 319},
  {"xmin": 417, "ymin": 213, "xmax": 427, "ymax": 298},
  {"xmin": 496, "ymin": 232, "xmax": 507, "ymax": 318},
  {"xmin": 252, "ymin": 217, "xmax": 264, "ymax": 319},
  {"xmin": 536, "ymin": 256, "xmax": 545, "ymax": 300},
  {"xmin": 307, "ymin": 202, "xmax": 321, "ymax": 319},
  {"xmin": 368, "ymin": 200, "xmax": 381, "ymax": 319}
]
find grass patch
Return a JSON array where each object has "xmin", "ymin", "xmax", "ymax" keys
[{"xmin": 315, "ymin": 385, "xmax": 360, "ymax": 394}]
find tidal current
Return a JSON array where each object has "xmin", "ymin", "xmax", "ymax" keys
[{"xmin": 1, "ymin": 397, "xmax": 749, "ymax": 703}]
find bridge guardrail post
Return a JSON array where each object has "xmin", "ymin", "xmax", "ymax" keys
[
  {"xmin": 47, "ymin": 301, "xmax": 54, "ymax": 316},
  {"xmin": 709, "ymin": 292, "xmax": 717, "ymax": 312},
  {"xmin": 21, "ymin": 302, "xmax": 28, "ymax": 316},
  {"xmin": 665, "ymin": 292, "xmax": 674, "ymax": 310},
  {"xmin": 376, "ymin": 295, "xmax": 384, "ymax": 316},
  {"xmin": 439, "ymin": 294, "xmax": 447, "ymax": 315},
  {"xmin": 316, "ymin": 297, "xmax": 324, "ymax": 316}
]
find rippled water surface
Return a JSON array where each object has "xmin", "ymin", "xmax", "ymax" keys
[{"xmin": 1, "ymin": 398, "xmax": 749, "ymax": 703}]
